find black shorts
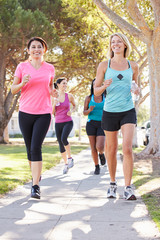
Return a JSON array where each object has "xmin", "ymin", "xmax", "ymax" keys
[
  {"xmin": 101, "ymin": 108, "xmax": 137, "ymax": 131},
  {"xmin": 86, "ymin": 120, "xmax": 105, "ymax": 136}
]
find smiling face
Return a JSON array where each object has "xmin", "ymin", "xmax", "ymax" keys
[
  {"xmin": 57, "ymin": 79, "xmax": 68, "ymax": 91},
  {"xmin": 111, "ymin": 35, "xmax": 126, "ymax": 56},
  {"xmin": 28, "ymin": 40, "xmax": 44, "ymax": 59}
]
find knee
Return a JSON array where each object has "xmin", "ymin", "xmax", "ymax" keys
[
  {"xmin": 123, "ymin": 145, "xmax": 132, "ymax": 156},
  {"xmin": 96, "ymin": 143, "xmax": 104, "ymax": 153},
  {"xmin": 61, "ymin": 137, "xmax": 68, "ymax": 146},
  {"xmin": 90, "ymin": 145, "xmax": 97, "ymax": 154},
  {"xmin": 31, "ymin": 146, "xmax": 42, "ymax": 161},
  {"xmin": 107, "ymin": 144, "xmax": 117, "ymax": 156}
]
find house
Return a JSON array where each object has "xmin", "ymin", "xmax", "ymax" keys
[{"xmin": 8, "ymin": 112, "xmax": 85, "ymax": 138}]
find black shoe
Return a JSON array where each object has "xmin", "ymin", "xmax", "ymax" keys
[
  {"xmin": 31, "ymin": 185, "xmax": 40, "ymax": 199},
  {"xmin": 99, "ymin": 153, "xmax": 106, "ymax": 165},
  {"xmin": 94, "ymin": 165, "xmax": 100, "ymax": 175}
]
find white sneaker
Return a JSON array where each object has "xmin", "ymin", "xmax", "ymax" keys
[
  {"xmin": 63, "ymin": 164, "xmax": 69, "ymax": 174},
  {"xmin": 68, "ymin": 158, "xmax": 74, "ymax": 168},
  {"xmin": 107, "ymin": 182, "xmax": 117, "ymax": 198},
  {"xmin": 124, "ymin": 186, "xmax": 137, "ymax": 200}
]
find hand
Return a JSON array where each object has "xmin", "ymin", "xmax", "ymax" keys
[
  {"xmin": 134, "ymin": 87, "xmax": 140, "ymax": 95},
  {"xmin": 67, "ymin": 110, "xmax": 71, "ymax": 116},
  {"xmin": 103, "ymin": 78, "xmax": 112, "ymax": 88},
  {"xmin": 50, "ymin": 88, "xmax": 58, "ymax": 97},
  {"xmin": 53, "ymin": 98, "xmax": 59, "ymax": 106},
  {"xmin": 89, "ymin": 105, "xmax": 95, "ymax": 112},
  {"xmin": 22, "ymin": 74, "xmax": 31, "ymax": 86}
]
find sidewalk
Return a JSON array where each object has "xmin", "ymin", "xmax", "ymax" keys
[{"xmin": 0, "ymin": 148, "xmax": 160, "ymax": 240}]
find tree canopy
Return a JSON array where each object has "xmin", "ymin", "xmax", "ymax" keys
[{"xmin": 0, "ymin": 0, "xmax": 153, "ymax": 148}]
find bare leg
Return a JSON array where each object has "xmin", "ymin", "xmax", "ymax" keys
[
  {"xmin": 88, "ymin": 136, "xmax": 99, "ymax": 165},
  {"xmin": 121, "ymin": 124, "xmax": 135, "ymax": 186},
  {"xmin": 104, "ymin": 131, "xmax": 118, "ymax": 182},
  {"xmin": 28, "ymin": 160, "xmax": 31, "ymax": 169},
  {"xmin": 61, "ymin": 151, "xmax": 68, "ymax": 164},
  {"xmin": 96, "ymin": 135, "xmax": 105, "ymax": 154},
  {"xmin": 31, "ymin": 161, "xmax": 42, "ymax": 186},
  {"xmin": 64, "ymin": 144, "xmax": 72, "ymax": 159}
]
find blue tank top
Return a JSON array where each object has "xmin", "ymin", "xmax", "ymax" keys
[
  {"xmin": 88, "ymin": 95, "xmax": 105, "ymax": 121},
  {"xmin": 104, "ymin": 59, "xmax": 134, "ymax": 112}
]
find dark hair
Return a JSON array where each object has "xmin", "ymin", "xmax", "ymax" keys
[
  {"xmin": 54, "ymin": 77, "xmax": 67, "ymax": 89},
  {"xmin": 89, "ymin": 78, "xmax": 106, "ymax": 97},
  {"xmin": 27, "ymin": 37, "xmax": 47, "ymax": 53}
]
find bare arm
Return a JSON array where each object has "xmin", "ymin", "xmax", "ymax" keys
[
  {"xmin": 49, "ymin": 77, "xmax": 58, "ymax": 97},
  {"xmin": 68, "ymin": 93, "xmax": 76, "ymax": 116},
  {"xmin": 11, "ymin": 74, "xmax": 30, "ymax": 95},
  {"xmin": 94, "ymin": 61, "xmax": 112, "ymax": 96},
  {"xmin": 83, "ymin": 96, "xmax": 95, "ymax": 115}
]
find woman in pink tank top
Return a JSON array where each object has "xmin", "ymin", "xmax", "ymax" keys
[{"xmin": 52, "ymin": 78, "xmax": 76, "ymax": 174}]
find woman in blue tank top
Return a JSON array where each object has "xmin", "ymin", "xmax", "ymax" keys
[
  {"xmin": 83, "ymin": 79, "xmax": 106, "ymax": 175},
  {"xmin": 94, "ymin": 33, "xmax": 140, "ymax": 200}
]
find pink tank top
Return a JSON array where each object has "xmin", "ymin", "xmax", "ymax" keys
[{"xmin": 55, "ymin": 93, "xmax": 72, "ymax": 123}]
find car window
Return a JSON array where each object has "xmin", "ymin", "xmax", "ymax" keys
[{"xmin": 146, "ymin": 122, "xmax": 150, "ymax": 128}]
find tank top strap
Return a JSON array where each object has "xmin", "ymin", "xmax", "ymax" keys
[
  {"xmin": 91, "ymin": 94, "xmax": 94, "ymax": 102},
  {"xmin": 127, "ymin": 60, "xmax": 131, "ymax": 68},
  {"xmin": 108, "ymin": 59, "xmax": 111, "ymax": 68},
  {"xmin": 65, "ymin": 93, "xmax": 69, "ymax": 102}
]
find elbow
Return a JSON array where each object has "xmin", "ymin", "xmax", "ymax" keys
[
  {"xmin": 94, "ymin": 89, "xmax": 99, "ymax": 96},
  {"xmin": 11, "ymin": 87, "xmax": 15, "ymax": 95}
]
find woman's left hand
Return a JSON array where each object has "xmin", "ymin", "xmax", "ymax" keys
[
  {"xmin": 67, "ymin": 111, "xmax": 72, "ymax": 116},
  {"xmin": 134, "ymin": 87, "xmax": 140, "ymax": 95}
]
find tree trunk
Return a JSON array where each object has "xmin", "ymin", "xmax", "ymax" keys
[
  {"xmin": 138, "ymin": 37, "xmax": 160, "ymax": 157},
  {"xmin": 0, "ymin": 52, "xmax": 6, "ymax": 143},
  {"xmin": 4, "ymin": 125, "xmax": 9, "ymax": 143}
]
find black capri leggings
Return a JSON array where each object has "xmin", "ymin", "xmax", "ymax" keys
[
  {"xmin": 55, "ymin": 121, "xmax": 73, "ymax": 153},
  {"xmin": 19, "ymin": 111, "xmax": 51, "ymax": 161}
]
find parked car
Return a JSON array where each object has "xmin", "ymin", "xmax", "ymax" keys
[{"xmin": 141, "ymin": 121, "xmax": 150, "ymax": 146}]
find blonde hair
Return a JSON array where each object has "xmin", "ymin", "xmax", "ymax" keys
[{"xmin": 107, "ymin": 33, "xmax": 131, "ymax": 58}]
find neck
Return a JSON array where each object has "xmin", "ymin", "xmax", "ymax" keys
[
  {"xmin": 29, "ymin": 58, "xmax": 43, "ymax": 68},
  {"xmin": 59, "ymin": 90, "xmax": 65, "ymax": 95},
  {"xmin": 112, "ymin": 54, "xmax": 126, "ymax": 63}
]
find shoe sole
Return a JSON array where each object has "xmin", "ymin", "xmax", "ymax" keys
[
  {"xmin": 127, "ymin": 195, "xmax": 137, "ymax": 200},
  {"xmin": 124, "ymin": 194, "xmax": 137, "ymax": 200},
  {"xmin": 107, "ymin": 195, "xmax": 116, "ymax": 198},
  {"xmin": 68, "ymin": 164, "xmax": 74, "ymax": 169},
  {"xmin": 63, "ymin": 169, "xmax": 69, "ymax": 174},
  {"xmin": 31, "ymin": 193, "xmax": 40, "ymax": 199}
]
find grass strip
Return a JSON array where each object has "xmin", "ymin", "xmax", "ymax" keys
[{"xmin": 0, "ymin": 143, "xmax": 89, "ymax": 196}]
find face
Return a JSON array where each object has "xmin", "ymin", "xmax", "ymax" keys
[
  {"xmin": 111, "ymin": 35, "xmax": 126, "ymax": 55},
  {"xmin": 28, "ymin": 40, "xmax": 44, "ymax": 59},
  {"xmin": 58, "ymin": 80, "xmax": 67, "ymax": 91}
]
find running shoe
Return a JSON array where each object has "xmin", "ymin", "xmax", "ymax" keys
[
  {"xmin": 99, "ymin": 153, "xmax": 106, "ymax": 165},
  {"xmin": 94, "ymin": 164, "xmax": 100, "ymax": 175},
  {"xmin": 31, "ymin": 185, "xmax": 40, "ymax": 199},
  {"xmin": 123, "ymin": 186, "xmax": 137, "ymax": 200},
  {"xmin": 68, "ymin": 158, "xmax": 74, "ymax": 168},
  {"xmin": 63, "ymin": 164, "xmax": 69, "ymax": 174},
  {"xmin": 107, "ymin": 182, "xmax": 117, "ymax": 198}
]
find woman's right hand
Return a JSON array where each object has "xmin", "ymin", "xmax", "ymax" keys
[
  {"xmin": 89, "ymin": 105, "xmax": 95, "ymax": 112},
  {"xmin": 103, "ymin": 78, "xmax": 112, "ymax": 88},
  {"xmin": 22, "ymin": 74, "xmax": 31, "ymax": 86}
]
